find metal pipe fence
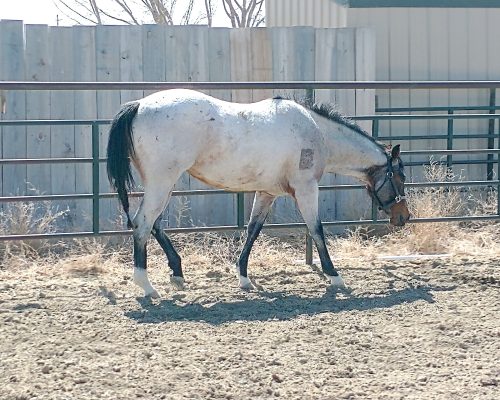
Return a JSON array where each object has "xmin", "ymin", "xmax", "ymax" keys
[{"xmin": 0, "ymin": 81, "xmax": 499, "ymax": 263}]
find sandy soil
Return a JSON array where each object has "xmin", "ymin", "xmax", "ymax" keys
[{"xmin": 0, "ymin": 250, "xmax": 499, "ymax": 400}]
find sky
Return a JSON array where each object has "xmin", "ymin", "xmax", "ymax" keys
[{"xmin": 0, "ymin": 0, "xmax": 232, "ymax": 26}]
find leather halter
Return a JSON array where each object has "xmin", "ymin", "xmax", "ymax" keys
[{"xmin": 372, "ymin": 157, "xmax": 406, "ymax": 212}]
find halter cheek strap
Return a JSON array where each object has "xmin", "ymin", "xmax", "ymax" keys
[{"xmin": 372, "ymin": 158, "xmax": 406, "ymax": 212}]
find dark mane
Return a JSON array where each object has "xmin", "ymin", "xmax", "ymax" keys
[
  {"xmin": 308, "ymin": 102, "xmax": 369, "ymax": 137},
  {"xmin": 273, "ymin": 95, "xmax": 386, "ymax": 152}
]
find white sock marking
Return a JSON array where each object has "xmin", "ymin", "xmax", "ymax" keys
[
  {"xmin": 133, "ymin": 268, "xmax": 159, "ymax": 298},
  {"xmin": 328, "ymin": 274, "xmax": 346, "ymax": 288},
  {"xmin": 235, "ymin": 265, "xmax": 254, "ymax": 289}
]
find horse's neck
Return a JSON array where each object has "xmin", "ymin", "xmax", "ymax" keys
[{"xmin": 313, "ymin": 114, "xmax": 387, "ymax": 182}]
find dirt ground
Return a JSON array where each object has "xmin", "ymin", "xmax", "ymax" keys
[{"xmin": 0, "ymin": 247, "xmax": 499, "ymax": 400}]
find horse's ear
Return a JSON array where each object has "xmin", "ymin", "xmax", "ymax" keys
[{"xmin": 391, "ymin": 144, "xmax": 401, "ymax": 159}]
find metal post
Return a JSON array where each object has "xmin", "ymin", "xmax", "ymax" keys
[
  {"xmin": 237, "ymin": 193, "xmax": 245, "ymax": 229},
  {"xmin": 371, "ymin": 118, "xmax": 379, "ymax": 221},
  {"xmin": 305, "ymin": 87, "xmax": 315, "ymax": 107},
  {"xmin": 305, "ymin": 86, "xmax": 315, "ymax": 265},
  {"xmin": 305, "ymin": 231, "xmax": 313, "ymax": 266},
  {"xmin": 447, "ymin": 109, "xmax": 454, "ymax": 170},
  {"xmin": 487, "ymin": 88, "xmax": 496, "ymax": 180},
  {"xmin": 498, "ymin": 119, "xmax": 500, "ymax": 217},
  {"xmin": 92, "ymin": 123, "xmax": 100, "ymax": 235}
]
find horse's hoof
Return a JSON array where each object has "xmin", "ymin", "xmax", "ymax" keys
[
  {"xmin": 170, "ymin": 276, "xmax": 186, "ymax": 290},
  {"xmin": 145, "ymin": 289, "xmax": 160, "ymax": 299},
  {"xmin": 327, "ymin": 274, "xmax": 347, "ymax": 290},
  {"xmin": 239, "ymin": 276, "xmax": 256, "ymax": 290}
]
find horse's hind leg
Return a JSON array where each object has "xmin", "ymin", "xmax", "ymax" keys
[
  {"xmin": 151, "ymin": 216, "xmax": 185, "ymax": 289},
  {"xmin": 236, "ymin": 192, "xmax": 275, "ymax": 289},
  {"xmin": 293, "ymin": 181, "xmax": 346, "ymax": 289},
  {"xmin": 132, "ymin": 185, "xmax": 173, "ymax": 298}
]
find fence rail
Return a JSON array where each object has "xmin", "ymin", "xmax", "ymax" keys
[
  {"xmin": 1, "ymin": 81, "xmax": 499, "ymax": 264},
  {"xmin": 3, "ymin": 80, "xmax": 500, "ymax": 90}
]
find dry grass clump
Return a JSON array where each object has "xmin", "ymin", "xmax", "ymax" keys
[
  {"xmin": 0, "ymin": 200, "xmax": 68, "ymax": 268},
  {"xmin": 402, "ymin": 161, "xmax": 467, "ymax": 253},
  {"xmin": 58, "ymin": 238, "xmax": 130, "ymax": 276}
]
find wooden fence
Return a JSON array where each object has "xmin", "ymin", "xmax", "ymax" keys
[{"xmin": 0, "ymin": 21, "xmax": 375, "ymax": 231}]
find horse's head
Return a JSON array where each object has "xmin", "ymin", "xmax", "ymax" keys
[{"xmin": 366, "ymin": 144, "xmax": 410, "ymax": 226}]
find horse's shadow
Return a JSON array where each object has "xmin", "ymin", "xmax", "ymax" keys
[{"xmin": 124, "ymin": 284, "xmax": 454, "ymax": 325}]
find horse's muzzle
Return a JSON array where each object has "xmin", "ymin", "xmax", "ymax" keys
[
  {"xmin": 389, "ymin": 200, "xmax": 411, "ymax": 226},
  {"xmin": 390, "ymin": 213, "xmax": 411, "ymax": 227}
]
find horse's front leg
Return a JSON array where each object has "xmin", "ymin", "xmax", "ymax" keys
[
  {"xmin": 236, "ymin": 192, "xmax": 275, "ymax": 289},
  {"xmin": 294, "ymin": 181, "xmax": 346, "ymax": 290}
]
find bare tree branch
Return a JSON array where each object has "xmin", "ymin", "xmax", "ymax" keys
[
  {"xmin": 114, "ymin": 0, "xmax": 140, "ymax": 24},
  {"xmin": 181, "ymin": 0, "xmax": 195, "ymax": 25},
  {"xmin": 222, "ymin": 0, "xmax": 263, "ymax": 27},
  {"xmin": 89, "ymin": 0, "xmax": 102, "ymax": 24},
  {"xmin": 55, "ymin": 0, "xmax": 99, "ymax": 24},
  {"xmin": 222, "ymin": 0, "xmax": 240, "ymax": 27},
  {"xmin": 98, "ymin": 7, "xmax": 136, "ymax": 24},
  {"xmin": 204, "ymin": 0, "xmax": 214, "ymax": 26},
  {"xmin": 249, "ymin": 0, "xmax": 264, "ymax": 27},
  {"xmin": 54, "ymin": 0, "xmax": 235, "ymax": 27}
]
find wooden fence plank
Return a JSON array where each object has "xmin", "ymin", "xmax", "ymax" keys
[
  {"xmin": 96, "ymin": 25, "xmax": 121, "ymax": 229},
  {"xmin": 142, "ymin": 24, "xmax": 166, "ymax": 97},
  {"xmin": 0, "ymin": 20, "xmax": 26, "ymax": 197},
  {"xmin": 249, "ymin": 28, "xmax": 273, "ymax": 102},
  {"xmin": 208, "ymin": 28, "xmax": 232, "ymax": 102},
  {"xmin": 230, "ymin": 29, "xmax": 253, "ymax": 103},
  {"xmin": 25, "ymin": 24, "xmax": 51, "ymax": 197},
  {"xmin": 49, "ymin": 27, "xmax": 76, "ymax": 229},
  {"xmin": 73, "ymin": 26, "xmax": 96, "ymax": 231},
  {"xmin": 120, "ymin": 25, "xmax": 144, "ymax": 104}
]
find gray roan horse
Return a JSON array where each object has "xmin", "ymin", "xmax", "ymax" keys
[{"xmin": 107, "ymin": 89, "xmax": 410, "ymax": 298}]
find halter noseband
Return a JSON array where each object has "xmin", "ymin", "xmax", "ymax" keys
[{"xmin": 372, "ymin": 157, "xmax": 406, "ymax": 212}]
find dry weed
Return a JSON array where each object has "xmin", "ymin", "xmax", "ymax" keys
[{"xmin": 0, "ymin": 199, "xmax": 67, "ymax": 267}]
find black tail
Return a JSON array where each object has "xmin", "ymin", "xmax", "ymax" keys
[{"xmin": 106, "ymin": 101, "xmax": 140, "ymax": 228}]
